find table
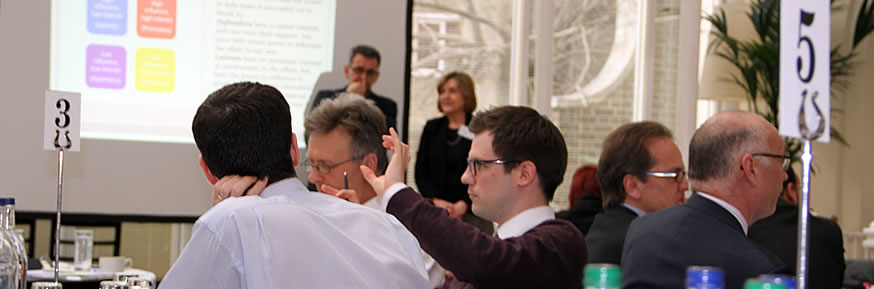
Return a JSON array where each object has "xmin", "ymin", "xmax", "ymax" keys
[{"xmin": 27, "ymin": 268, "xmax": 156, "ymax": 289}]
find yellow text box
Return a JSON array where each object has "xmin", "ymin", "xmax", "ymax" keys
[{"xmin": 135, "ymin": 48, "xmax": 175, "ymax": 92}]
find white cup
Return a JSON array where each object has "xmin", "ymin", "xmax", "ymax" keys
[{"xmin": 99, "ymin": 256, "xmax": 133, "ymax": 273}]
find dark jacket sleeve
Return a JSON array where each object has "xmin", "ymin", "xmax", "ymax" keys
[
  {"xmin": 415, "ymin": 119, "xmax": 439, "ymax": 199},
  {"xmin": 387, "ymin": 188, "xmax": 586, "ymax": 289}
]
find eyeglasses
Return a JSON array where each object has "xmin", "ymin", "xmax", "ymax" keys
[
  {"xmin": 466, "ymin": 159, "xmax": 521, "ymax": 177},
  {"xmin": 645, "ymin": 170, "xmax": 686, "ymax": 183},
  {"xmin": 304, "ymin": 157, "xmax": 361, "ymax": 174},
  {"xmin": 351, "ymin": 66, "xmax": 379, "ymax": 78},
  {"xmin": 751, "ymin": 152, "xmax": 792, "ymax": 169}
]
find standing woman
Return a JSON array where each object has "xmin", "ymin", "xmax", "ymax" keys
[{"xmin": 415, "ymin": 72, "xmax": 493, "ymax": 234}]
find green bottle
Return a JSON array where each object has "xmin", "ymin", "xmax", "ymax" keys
[
  {"xmin": 583, "ymin": 263, "xmax": 621, "ymax": 289},
  {"xmin": 744, "ymin": 279, "xmax": 789, "ymax": 289}
]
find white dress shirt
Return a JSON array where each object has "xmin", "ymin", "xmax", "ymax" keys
[
  {"xmin": 362, "ymin": 194, "xmax": 445, "ymax": 288},
  {"xmin": 697, "ymin": 191, "xmax": 750, "ymax": 235},
  {"xmin": 159, "ymin": 178, "xmax": 429, "ymax": 289},
  {"xmin": 382, "ymin": 183, "xmax": 555, "ymax": 240}
]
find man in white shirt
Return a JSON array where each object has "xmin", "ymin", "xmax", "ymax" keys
[
  {"xmin": 621, "ymin": 111, "xmax": 790, "ymax": 289},
  {"xmin": 158, "ymin": 82, "xmax": 429, "ymax": 289},
  {"xmin": 300, "ymin": 93, "xmax": 445, "ymax": 287}
]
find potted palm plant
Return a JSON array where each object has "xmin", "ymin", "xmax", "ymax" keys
[{"xmin": 705, "ymin": 0, "xmax": 874, "ymax": 165}]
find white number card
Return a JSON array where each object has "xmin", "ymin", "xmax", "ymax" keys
[
  {"xmin": 779, "ymin": 0, "xmax": 830, "ymax": 142},
  {"xmin": 44, "ymin": 90, "xmax": 81, "ymax": 152}
]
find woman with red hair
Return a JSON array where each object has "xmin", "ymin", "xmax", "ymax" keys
[{"xmin": 556, "ymin": 164, "xmax": 602, "ymax": 235}]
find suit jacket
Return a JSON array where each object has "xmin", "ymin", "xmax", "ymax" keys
[
  {"xmin": 387, "ymin": 187, "xmax": 587, "ymax": 289},
  {"xmin": 585, "ymin": 205, "xmax": 638, "ymax": 264},
  {"xmin": 749, "ymin": 200, "xmax": 845, "ymax": 289},
  {"xmin": 556, "ymin": 196, "xmax": 603, "ymax": 235},
  {"xmin": 310, "ymin": 87, "xmax": 397, "ymax": 131},
  {"xmin": 621, "ymin": 193, "xmax": 788, "ymax": 289},
  {"xmin": 415, "ymin": 115, "xmax": 472, "ymax": 204}
]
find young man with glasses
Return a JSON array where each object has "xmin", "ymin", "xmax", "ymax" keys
[
  {"xmin": 308, "ymin": 44, "xmax": 397, "ymax": 131},
  {"xmin": 585, "ymin": 121, "xmax": 688, "ymax": 265},
  {"xmin": 621, "ymin": 111, "xmax": 790, "ymax": 289},
  {"xmin": 361, "ymin": 106, "xmax": 587, "ymax": 289}
]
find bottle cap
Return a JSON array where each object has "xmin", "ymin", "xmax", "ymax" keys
[
  {"xmin": 0, "ymin": 198, "xmax": 14, "ymax": 205},
  {"xmin": 758, "ymin": 274, "xmax": 796, "ymax": 289},
  {"xmin": 686, "ymin": 266, "xmax": 724, "ymax": 289},
  {"xmin": 583, "ymin": 263, "xmax": 621, "ymax": 288},
  {"xmin": 744, "ymin": 279, "xmax": 788, "ymax": 289}
]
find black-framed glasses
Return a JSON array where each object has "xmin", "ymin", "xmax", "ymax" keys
[
  {"xmin": 466, "ymin": 159, "xmax": 521, "ymax": 177},
  {"xmin": 351, "ymin": 66, "xmax": 379, "ymax": 78},
  {"xmin": 645, "ymin": 170, "xmax": 686, "ymax": 183},
  {"xmin": 751, "ymin": 152, "xmax": 792, "ymax": 169},
  {"xmin": 304, "ymin": 157, "xmax": 361, "ymax": 174}
]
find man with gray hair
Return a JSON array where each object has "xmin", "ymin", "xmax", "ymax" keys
[
  {"xmin": 304, "ymin": 93, "xmax": 388, "ymax": 206},
  {"xmin": 621, "ymin": 111, "xmax": 790, "ymax": 289},
  {"xmin": 216, "ymin": 93, "xmax": 445, "ymax": 287}
]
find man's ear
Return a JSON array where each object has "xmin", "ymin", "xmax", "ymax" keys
[
  {"xmin": 290, "ymin": 133, "xmax": 301, "ymax": 167},
  {"xmin": 783, "ymin": 182, "xmax": 799, "ymax": 205},
  {"xmin": 623, "ymin": 174, "xmax": 642, "ymax": 200},
  {"xmin": 362, "ymin": 152, "xmax": 378, "ymax": 171},
  {"xmin": 515, "ymin": 161, "xmax": 537, "ymax": 188},
  {"xmin": 739, "ymin": 154, "xmax": 757, "ymax": 183},
  {"xmin": 199, "ymin": 155, "xmax": 219, "ymax": 185},
  {"xmin": 343, "ymin": 65, "xmax": 352, "ymax": 80}
]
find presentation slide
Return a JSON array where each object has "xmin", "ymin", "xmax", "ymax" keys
[{"xmin": 50, "ymin": 0, "xmax": 337, "ymax": 143}]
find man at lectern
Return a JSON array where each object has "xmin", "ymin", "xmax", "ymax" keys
[
  {"xmin": 158, "ymin": 82, "xmax": 428, "ymax": 289},
  {"xmin": 307, "ymin": 44, "xmax": 397, "ymax": 131}
]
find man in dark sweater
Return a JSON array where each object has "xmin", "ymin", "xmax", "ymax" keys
[{"xmin": 362, "ymin": 106, "xmax": 587, "ymax": 289}]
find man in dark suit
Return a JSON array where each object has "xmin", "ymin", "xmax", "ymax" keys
[
  {"xmin": 308, "ymin": 44, "xmax": 397, "ymax": 131},
  {"xmin": 585, "ymin": 122, "xmax": 688, "ymax": 265},
  {"xmin": 621, "ymin": 111, "xmax": 790, "ymax": 289},
  {"xmin": 749, "ymin": 167, "xmax": 845, "ymax": 289},
  {"xmin": 362, "ymin": 106, "xmax": 587, "ymax": 289}
]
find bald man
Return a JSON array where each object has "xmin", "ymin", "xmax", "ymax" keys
[{"xmin": 621, "ymin": 111, "xmax": 790, "ymax": 289}]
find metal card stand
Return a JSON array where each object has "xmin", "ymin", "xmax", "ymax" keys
[
  {"xmin": 53, "ymin": 149, "xmax": 65, "ymax": 284},
  {"xmin": 795, "ymin": 90, "xmax": 825, "ymax": 289}
]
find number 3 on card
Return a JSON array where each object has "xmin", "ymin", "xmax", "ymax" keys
[{"xmin": 44, "ymin": 90, "xmax": 81, "ymax": 152}]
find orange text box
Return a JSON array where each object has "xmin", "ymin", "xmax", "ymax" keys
[{"xmin": 137, "ymin": 0, "xmax": 176, "ymax": 39}]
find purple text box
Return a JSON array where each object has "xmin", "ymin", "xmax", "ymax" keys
[
  {"xmin": 86, "ymin": 44, "xmax": 126, "ymax": 89},
  {"xmin": 88, "ymin": 0, "xmax": 128, "ymax": 35}
]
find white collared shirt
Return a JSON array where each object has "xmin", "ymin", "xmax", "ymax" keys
[
  {"xmin": 621, "ymin": 203, "xmax": 647, "ymax": 217},
  {"xmin": 159, "ymin": 178, "xmax": 429, "ymax": 289},
  {"xmin": 383, "ymin": 183, "xmax": 555, "ymax": 240},
  {"xmin": 495, "ymin": 206, "xmax": 556, "ymax": 239},
  {"xmin": 696, "ymin": 192, "xmax": 750, "ymax": 235}
]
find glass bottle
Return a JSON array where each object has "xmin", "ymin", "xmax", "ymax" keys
[{"xmin": 0, "ymin": 198, "xmax": 21, "ymax": 289}]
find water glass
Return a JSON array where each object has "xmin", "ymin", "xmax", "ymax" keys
[
  {"xmin": 100, "ymin": 280, "xmax": 129, "ymax": 289},
  {"xmin": 73, "ymin": 229, "xmax": 93, "ymax": 271},
  {"xmin": 31, "ymin": 282, "xmax": 62, "ymax": 289}
]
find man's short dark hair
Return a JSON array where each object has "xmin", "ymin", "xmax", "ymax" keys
[
  {"xmin": 305, "ymin": 93, "xmax": 388, "ymax": 173},
  {"xmin": 192, "ymin": 82, "xmax": 295, "ymax": 184},
  {"xmin": 597, "ymin": 121, "xmax": 673, "ymax": 209},
  {"xmin": 349, "ymin": 45, "xmax": 381, "ymax": 65},
  {"xmin": 468, "ymin": 106, "xmax": 567, "ymax": 201}
]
